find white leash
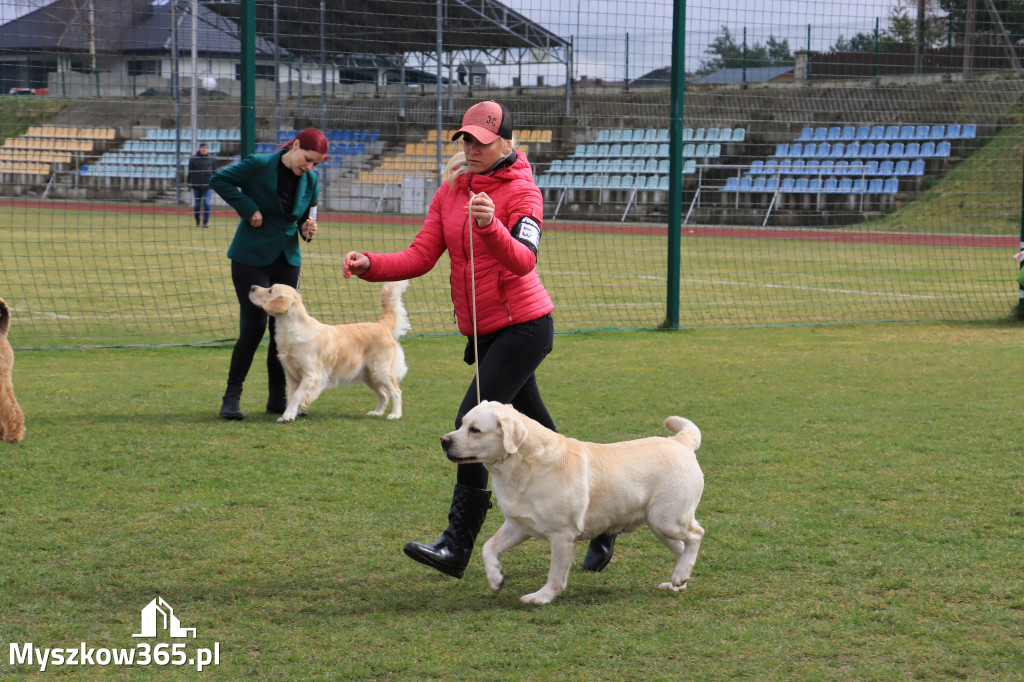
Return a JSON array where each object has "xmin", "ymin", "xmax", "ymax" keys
[{"xmin": 468, "ymin": 192, "xmax": 482, "ymax": 406}]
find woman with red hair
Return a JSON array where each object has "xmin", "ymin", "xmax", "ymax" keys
[{"xmin": 210, "ymin": 128, "xmax": 327, "ymax": 420}]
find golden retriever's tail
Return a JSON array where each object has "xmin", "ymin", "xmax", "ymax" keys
[
  {"xmin": 664, "ymin": 416, "xmax": 701, "ymax": 451},
  {"xmin": 0, "ymin": 298, "xmax": 10, "ymax": 337},
  {"xmin": 379, "ymin": 280, "xmax": 411, "ymax": 341}
]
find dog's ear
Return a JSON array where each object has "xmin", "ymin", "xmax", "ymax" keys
[
  {"xmin": 498, "ymin": 413, "xmax": 529, "ymax": 454},
  {"xmin": 263, "ymin": 295, "xmax": 291, "ymax": 315}
]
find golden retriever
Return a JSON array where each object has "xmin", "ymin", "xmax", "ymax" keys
[
  {"xmin": 0, "ymin": 298, "xmax": 26, "ymax": 443},
  {"xmin": 248, "ymin": 281, "xmax": 410, "ymax": 422},
  {"xmin": 442, "ymin": 401, "xmax": 705, "ymax": 604}
]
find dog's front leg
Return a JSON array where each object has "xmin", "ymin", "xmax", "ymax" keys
[
  {"xmin": 280, "ymin": 375, "xmax": 317, "ymax": 422},
  {"xmin": 482, "ymin": 521, "xmax": 530, "ymax": 593},
  {"xmin": 521, "ymin": 533, "xmax": 577, "ymax": 605}
]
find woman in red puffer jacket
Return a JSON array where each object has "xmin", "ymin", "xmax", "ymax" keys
[{"xmin": 344, "ymin": 101, "xmax": 617, "ymax": 579}]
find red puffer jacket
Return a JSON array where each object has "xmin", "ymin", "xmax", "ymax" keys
[{"xmin": 359, "ymin": 150, "xmax": 554, "ymax": 337}]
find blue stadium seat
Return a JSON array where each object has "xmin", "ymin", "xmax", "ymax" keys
[
  {"xmin": 935, "ymin": 141, "xmax": 951, "ymax": 157},
  {"xmin": 705, "ymin": 128, "xmax": 720, "ymax": 142},
  {"xmin": 837, "ymin": 178, "xmax": 853, "ymax": 193},
  {"xmin": 752, "ymin": 176, "xmax": 767, "ymax": 192},
  {"xmin": 804, "ymin": 160, "xmax": 819, "ymax": 176},
  {"xmin": 841, "ymin": 126, "xmax": 857, "ymax": 141},
  {"xmin": 864, "ymin": 160, "xmax": 879, "ymax": 175},
  {"xmin": 869, "ymin": 126, "xmax": 885, "ymax": 141},
  {"xmin": 844, "ymin": 142, "xmax": 861, "ymax": 159},
  {"xmin": 607, "ymin": 143, "xmax": 621, "ymax": 157},
  {"xmin": 656, "ymin": 144, "xmax": 670, "ymax": 158},
  {"xmin": 884, "ymin": 125, "xmax": 900, "ymax": 140},
  {"xmin": 883, "ymin": 178, "xmax": 899, "ymax": 193},
  {"xmin": 731, "ymin": 127, "xmax": 746, "ymax": 142},
  {"xmin": 658, "ymin": 159, "xmax": 670, "ymax": 174},
  {"xmin": 890, "ymin": 142, "xmax": 906, "ymax": 158},
  {"xmin": 765, "ymin": 176, "xmax": 779, "ymax": 192},
  {"xmin": 851, "ymin": 178, "xmax": 867, "ymax": 193},
  {"xmin": 695, "ymin": 143, "xmax": 709, "ymax": 158},
  {"xmin": 780, "ymin": 176, "xmax": 796, "ymax": 192},
  {"xmin": 929, "ymin": 125, "xmax": 946, "ymax": 140},
  {"xmin": 961, "ymin": 123, "xmax": 976, "ymax": 139},
  {"xmin": 773, "ymin": 143, "xmax": 790, "ymax": 157},
  {"xmin": 813, "ymin": 127, "xmax": 828, "ymax": 142},
  {"xmin": 823, "ymin": 177, "xmax": 839, "ymax": 193},
  {"xmin": 915, "ymin": 125, "xmax": 930, "ymax": 140},
  {"xmin": 878, "ymin": 160, "xmax": 895, "ymax": 176},
  {"xmin": 603, "ymin": 129, "xmax": 617, "ymax": 142},
  {"xmin": 761, "ymin": 159, "xmax": 778, "ymax": 175},
  {"xmin": 683, "ymin": 159, "xmax": 697, "ymax": 174},
  {"xmin": 905, "ymin": 142, "xmax": 921, "ymax": 158},
  {"xmin": 597, "ymin": 144, "xmax": 611, "ymax": 157},
  {"xmin": 808, "ymin": 177, "xmax": 822, "ymax": 193},
  {"xmin": 794, "ymin": 177, "xmax": 809, "ymax": 192},
  {"xmin": 643, "ymin": 128, "xmax": 658, "ymax": 142},
  {"xmin": 830, "ymin": 142, "xmax": 846, "ymax": 158},
  {"xmin": 946, "ymin": 124, "xmax": 962, "ymax": 139},
  {"xmin": 789, "ymin": 143, "xmax": 803, "ymax": 157},
  {"xmin": 920, "ymin": 141, "xmax": 937, "ymax": 157},
  {"xmin": 707, "ymin": 143, "xmax": 721, "ymax": 158},
  {"xmin": 827, "ymin": 126, "xmax": 842, "ymax": 141},
  {"xmin": 778, "ymin": 159, "xmax": 793, "ymax": 174},
  {"xmin": 791, "ymin": 159, "xmax": 806, "ymax": 174},
  {"xmin": 682, "ymin": 128, "xmax": 694, "ymax": 141},
  {"xmin": 682, "ymin": 143, "xmax": 696, "ymax": 158},
  {"xmin": 893, "ymin": 160, "xmax": 910, "ymax": 176},
  {"xmin": 816, "ymin": 143, "xmax": 833, "ymax": 158},
  {"xmin": 693, "ymin": 128, "xmax": 706, "ymax": 141},
  {"xmin": 861, "ymin": 142, "xmax": 876, "ymax": 158},
  {"xmin": 738, "ymin": 176, "xmax": 753, "ymax": 191},
  {"xmin": 874, "ymin": 142, "xmax": 890, "ymax": 158},
  {"xmin": 656, "ymin": 128, "xmax": 669, "ymax": 142},
  {"xmin": 797, "ymin": 127, "xmax": 814, "ymax": 142},
  {"xmin": 820, "ymin": 159, "xmax": 835, "ymax": 176},
  {"xmin": 866, "ymin": 178, "xmax": 883, "ymax": 193},
  {"xmin": 899, "ymin": 125, "xmax": 916, "ymax": 140},
  {"xmin": 909, "ymin": 159, "xmax": 926, "ymax": 175},
  {"xmin": 834, "ymin": 160, "xmax": 850, "ymax": 175}
]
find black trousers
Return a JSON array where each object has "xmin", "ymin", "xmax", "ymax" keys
[
  {"xmin": 454, "ymin": 313, "xmax": 556, "ymax": 489},
  {"xmin": 225, "ymin": 254, "xmax": 301, "ymax": 396}
]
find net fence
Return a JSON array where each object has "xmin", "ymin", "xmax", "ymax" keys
[{"xmin": 1, "ymin": 0, "xmax": 1022, "ymax": 349}]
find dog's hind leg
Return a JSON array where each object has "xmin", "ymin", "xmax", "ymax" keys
[
  {"xmin": 653, "ymin": 519, "xmax": 704, "ymax": 592},
  {"xmin": 481, "ymin": 520, "xmax": 531, "ymax": 593},
  {"xmin": 521, "ymin": 532, "xmax": 577, "ymax": 605}
]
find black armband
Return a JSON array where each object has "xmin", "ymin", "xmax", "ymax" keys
[{"xmin": 510, "ymin": 216, "xmax": 542, "ymax": 255}]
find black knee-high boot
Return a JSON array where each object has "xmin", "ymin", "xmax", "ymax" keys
[
  {"xmin": 582, "ymin": 532, "xmax": 618, "ymax": 572},
  {"xmin": 219, "ymin": 381, "xmax": 244, "ymax": 420},
  {"xmin": 403, "ymin": 483, "xmax": 492, "ymax": 578}
]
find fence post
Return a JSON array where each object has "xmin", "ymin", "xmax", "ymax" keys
[
  {"xmin": 1017, "ymin": 148, "xmax": 1024, "ymax": 318},
  {"xmin": 663, "ymin": 0, "xmax": 685, "ymax": 330}
]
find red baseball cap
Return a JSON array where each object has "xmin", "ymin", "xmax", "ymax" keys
[{"xmin": 452, "ymin": 100, "xmax": 513, "ymax": 144}]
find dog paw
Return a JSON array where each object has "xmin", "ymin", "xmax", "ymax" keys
[
  {"xmin": 386, "ymin": 413, "xmax": 402, "ymax": 420},
  {"xmin": 658, "ymin": 581, "xmax": 688, "ymax": 592},
  {"xmin": 366, "ymin": 409, "xmax": 385, "ymax": 417},
  {"xmin": 520, "ymin": 589, "xmax": 557, "ymax": 605},
  {"xmin": 277, "ymin": 415, "xmax": 295, "ymax": 423}
]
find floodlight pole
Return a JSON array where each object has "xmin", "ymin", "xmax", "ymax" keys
[{"xmin": 663, "ymin": 0, "xmax": 686, "ymax": 330}]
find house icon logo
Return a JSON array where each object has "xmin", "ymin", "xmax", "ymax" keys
[{"xmin": 132, "ymin": 597, "xmax": 197, "ymax": 639}]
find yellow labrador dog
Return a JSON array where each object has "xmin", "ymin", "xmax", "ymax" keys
[
  {"xmin": 442, "ymin": 401, "xmax": 705, "ymax": 605},
  {"xmin": 249, "ymin": 281, "xmax": 410, "ymax": 422}
]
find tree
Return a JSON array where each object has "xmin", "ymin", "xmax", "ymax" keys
[
  {"xmin": 829, "ymin": 1, "xmax": 949, "ymax": 52},
  {"xmin": 697, "ymin": 25, "xmax": 794, "ymax": 75}
]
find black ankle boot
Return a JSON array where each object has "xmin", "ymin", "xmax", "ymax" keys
[
  {"xmin": 219, "ymin": 394, "xmax": 243, "ymax": 420},
  {"xmin": 403, "ymin": 483, "xmax": 492, "ymax": 578},
  {"xmin": 582, "ymin": 532, "xmax": 618, "ymax": 572}
]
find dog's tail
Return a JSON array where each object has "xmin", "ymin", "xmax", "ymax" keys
[
  {"xmin": 0, "ymin": 298, "xmax": 10, "ymax": 337},
  {"xmin": 665, "ymin": 416, "xmax": 701, "ymax": 451},
  {"xmin": 378, "ymin": 280, "xmax": 411, "ymax": 341}
]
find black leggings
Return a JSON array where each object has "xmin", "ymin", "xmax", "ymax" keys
[
  {"xmin": 225, "ymin": 254, "xmax": 301, "ymax": 394},
  {"xmin": 454, "ymin": 313, "xmax": 556, "ymax": 489}
]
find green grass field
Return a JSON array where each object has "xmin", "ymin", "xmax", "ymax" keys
[
  {"xmin": 1, "ymin": 323, "xmax": 1021, "ymax": 679},
  {"xmin": 1, "ymin": 203, "xmax": 1019, "ymax": 350}
]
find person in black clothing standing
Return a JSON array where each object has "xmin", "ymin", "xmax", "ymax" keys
[{"xmin": 188, "ymin": 143, "xmax": 218, "ymax": 227}]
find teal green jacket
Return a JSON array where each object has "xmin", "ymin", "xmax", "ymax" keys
[{"xmin": 210, "ymin": 150, "xmax": 319, "ymax": 267}]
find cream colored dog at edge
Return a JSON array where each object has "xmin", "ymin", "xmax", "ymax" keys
[
  {"xmin": 442, "ymin": 400, "xmax": 706, "ymax": 605},
  {"xmin": 248, "ymin": 281, "xmax": 410, "ymax": 422}
]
